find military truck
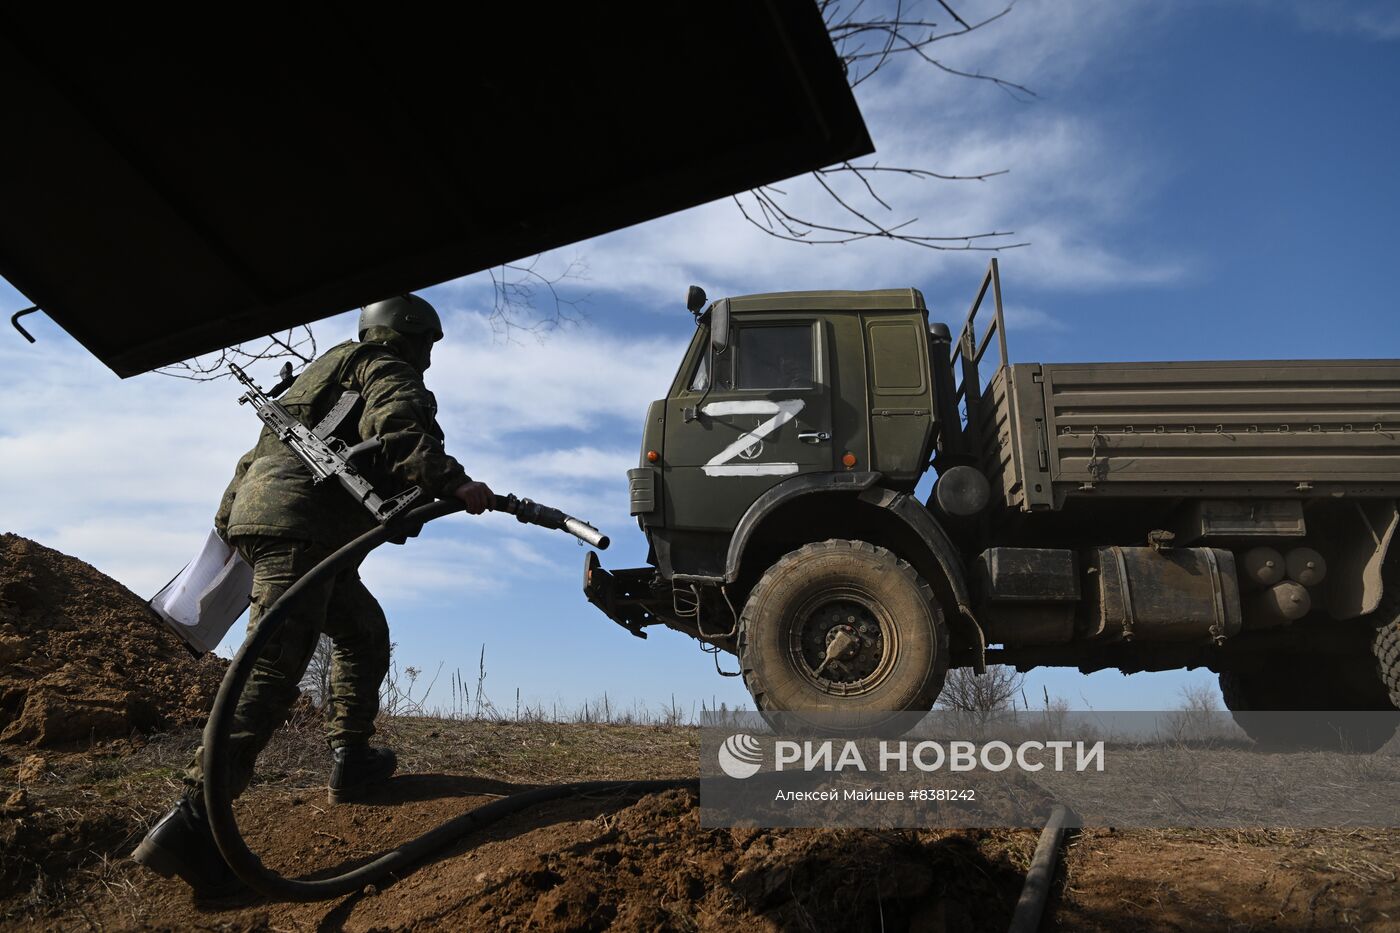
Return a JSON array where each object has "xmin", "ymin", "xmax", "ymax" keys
[{"xmin": 584, "ymin": 260, "xmax": 1400, "ymax": 746}]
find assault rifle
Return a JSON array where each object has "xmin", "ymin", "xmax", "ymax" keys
[
  {"xmin": 227, "ymin": 362, "xmax": 611, "ymax": 548},
  {"xmin": 229, "ymin": 362, "xmax": 423, "ymax": 523}
]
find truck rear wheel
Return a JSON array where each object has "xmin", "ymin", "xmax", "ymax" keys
[
  {"xmin": 1370, "ymin": 556, "xmax": 1400, "ymax": 708},
  {"xmin": 737, "ymin": 539, "xmax": 948, "ymax": 725},
  {"xmin": 1219, "ymin": 660, "xmax": 1396, "ymax": 752},
  {"xmin": 1375, "ymin": 621, "xmax": 1400, "ymax": 708}
]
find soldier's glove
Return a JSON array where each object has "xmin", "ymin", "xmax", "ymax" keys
[
  {"xmin": 454, "ymin": 481, "xmax": 495, "ymax": 515},
  {"xmin": 385, "ymin": 515, "xmax": 427, "ymax": 546}
]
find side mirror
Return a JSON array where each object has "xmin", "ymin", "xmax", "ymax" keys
[
  {"xmin": 711, "ymin": 298, "xmax": 730, "ymax": 352},
  {"xmin": 686, "ymin": 285, "xmax": 707, "ymax": 313}
]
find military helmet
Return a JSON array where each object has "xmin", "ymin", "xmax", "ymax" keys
[{"xmin": 358, "ymin": 294, "xmax": 444, "ymax": 342}]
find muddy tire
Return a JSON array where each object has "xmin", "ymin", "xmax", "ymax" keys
[
  {"xmin": 1219, "ymin": 661, "xmax": 1397, "ymax": 752},
  {"xmin": 1371, "ymin": 556, "xmax": 1400, "ymax": 708},
  {"xmin": 1375, "ymin": 621, "xmax": 1400, "ymax": 708},
  {"xmin": 737, "ymin": 539, "xmax": 948, "ymax": 728}
]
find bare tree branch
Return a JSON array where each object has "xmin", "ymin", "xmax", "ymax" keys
[
  {"xmin": 486, "ymin": 255, "xmax": 589, "ymax": 342},
  {"xmin": 747, "ymin": 0, "xmax": 1034, "ymax": 253},
  {"xmin": 154, "ymin": 325, "xmax": 318, "ymax": 382},
  {"xmin": 934, "ymin": 0, "xmax": 971, "ymax": 30},
  {"xmin": 154, "ymin": 258, "xmax": 588, "ymax": 379},
  {"xmin": 937, "ymin": 664, "xmax": 1027, "ymax": 727},
  {"xmin": 733, "ymin": 184, "xmax": 1027, "ymax": 252},
  {"xmin": 821, "ymin": 0, "xmax": 1030, "ymax": 94},
  {"xmin": 299, "ymin": 634, "xmax": 334, "ymax": 710}
]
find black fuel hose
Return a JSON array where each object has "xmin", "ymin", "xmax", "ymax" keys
[
  {"xmin": 1008, "ymin": 804, "xmax": 1074, "ymax": 933},
  {"xmin": 202, "ymin": 495, "xmax": 691, "ymax": 901}
]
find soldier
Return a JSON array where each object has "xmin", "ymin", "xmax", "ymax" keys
[{"xmin": 133, "ymin": 294, "xmax": 493, "ymax": 897}]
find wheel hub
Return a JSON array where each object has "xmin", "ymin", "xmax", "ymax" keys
[
  {"xmin": 824, "ymin": 623, "xmax": 862, "ymax": 660},
  {"xmin": 797, "ymin": 598, "xmax": 888, "ymax": 689}
]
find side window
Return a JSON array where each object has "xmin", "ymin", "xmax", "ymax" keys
[
  {"xmin": 689, "ymin": 350, "xmax": 710, "ymax": 391},
  {"xmin": 868, "ymin": 321, "xmax": 924, "ymax": 392},
  {"xmin": 734, "ymin": 324, "xmax": 813, "ymax": 390}
]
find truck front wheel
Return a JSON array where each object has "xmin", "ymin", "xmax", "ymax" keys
[{"xmin": 737, "ymin": 539, "xmax": 948, "ymax": 721}]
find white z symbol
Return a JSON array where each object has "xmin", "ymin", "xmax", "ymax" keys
[{"xmin": 701, "ymin": 400, "xmax": 805, "ymax": 476}]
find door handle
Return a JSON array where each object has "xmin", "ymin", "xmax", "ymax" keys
[{"xmin": 798, "ymin": 431, "xmax": 831, "ymax": 444}]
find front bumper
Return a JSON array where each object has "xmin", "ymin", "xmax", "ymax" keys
[{"xmin": 582, "ymin": 551, "xmax": 663, "ymax": 639}]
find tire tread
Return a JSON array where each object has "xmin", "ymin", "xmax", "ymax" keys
[{"xmin": 1372, "ymin": 556, "xmax": 1400, "ymax": 707}]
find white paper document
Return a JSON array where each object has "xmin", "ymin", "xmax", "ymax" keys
[{"xmin": 149, "ymin": 529, "xmax": 254, "ymax": 654}]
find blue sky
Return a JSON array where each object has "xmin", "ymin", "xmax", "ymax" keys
[{"xmin": 2, "ymin": 1, "xmax": 1397, "ymax": 713}]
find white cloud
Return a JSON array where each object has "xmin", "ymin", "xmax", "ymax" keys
[
  {"xmin": 1279, "ymin": 1, "xmax": 1400, "ymax": 41},
  {"xmin": 428, "ymin": 311, "xmax": 683, "ymax": 439},
  {"xmin": 0, "ymin": 341, "xmax": 251, "ymax": 593},
  {"xmin": 37, "ymin": 521, "xmax": 208, "ymax": 597},
  {"xmin": 359, "ymin": 537, "xmax": 523, "ymax": 602},
  {"xmin": 1000, "ymin": 304, "xmax": 1066, "ymax": 332},
  {"xmin": 509, "ymin": 446, "xmax": 637, "ymax": 481},
  {"xmin": 886, "ymin": 0, "xmax": 1162, "ymax": 105}
]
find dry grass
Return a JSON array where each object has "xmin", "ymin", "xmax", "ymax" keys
[
  {"xmin": 371, "ymin": 642, "xmax": 729, "ymax": 726},
  {"xmin": 1097, "ymin": 826, "xmax": 1398, "ymax": 883},
  {"xmin": 375, "ymin": 716, "xmax": 699, "ymax": 785}
]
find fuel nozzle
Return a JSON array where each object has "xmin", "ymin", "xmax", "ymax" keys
[{"xmin": 491, "ymin": 494, "xmax": 610, "ymax": 549}]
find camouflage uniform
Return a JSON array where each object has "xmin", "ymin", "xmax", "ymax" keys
[{"xmin": 184, "ymin": 326, "xmax": 468, "ymax": 798}]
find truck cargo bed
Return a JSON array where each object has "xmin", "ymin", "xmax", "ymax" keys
[{"xmin": 981, "ymin": 359, "xmax": 1400, "ymax": 510}]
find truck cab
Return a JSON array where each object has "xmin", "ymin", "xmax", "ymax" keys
[{"xmin": 639, "ymin": 288, "xmax": 937, "ymax": 575}]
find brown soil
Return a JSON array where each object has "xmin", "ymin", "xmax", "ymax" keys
[
  {"xmin": 1055, "ymin": 827, "xmax": 1400, "ymax": 931},
  {"xmin": 0, "ymin": 533, "xmax": 225, "ymax": 748}
]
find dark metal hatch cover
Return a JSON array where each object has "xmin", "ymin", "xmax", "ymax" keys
[{"xmin": 0, "ymin": 5, "xmax": 871, "ymax": 377}]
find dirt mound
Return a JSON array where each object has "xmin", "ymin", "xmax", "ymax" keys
[
  {"xmin": 467, "ymin": 788, "xmax": 1021, "ymax": 931},
  {"xmin": 86, "ymin": 779, "xmax": 1025, "ymax": 932},
  {"xmin": 0, "ymin": 533, "xmax": 225, "ymax": 747},
  {"xmin": 0, "ymin": 751, "xmax": 141, "ymax": 902}
]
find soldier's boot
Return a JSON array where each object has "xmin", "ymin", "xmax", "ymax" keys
[
  {"xmin": 131, "ymin": 796, "xmax": 248, "ymax": 899},
  {"xmin": 328, "ymin": 744, "xmax": 397, "ymax": 804}
]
